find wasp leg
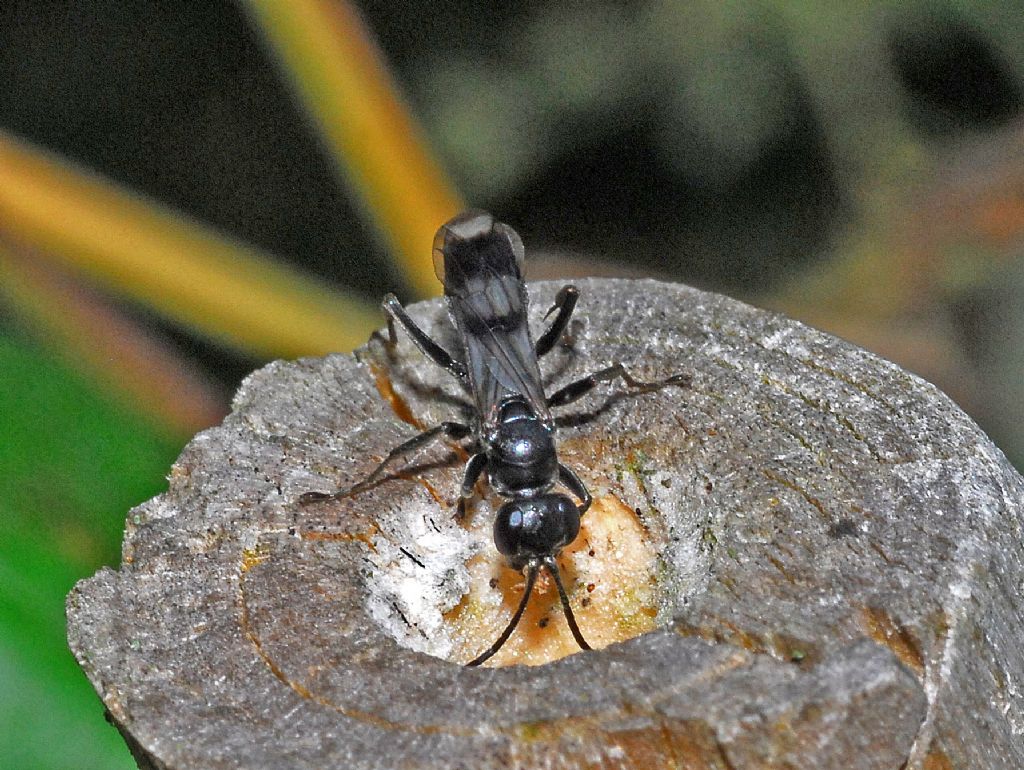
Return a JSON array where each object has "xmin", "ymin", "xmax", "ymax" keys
[
  {"xmin": 547, "ymin": 363, "xmax": 690, "ymax": 409},
  {"xmin": 300, "ymin": 421, "xmax": 471, "ymax": 504},
  {"xmin": 558, "ymin": 463, "xmax": 592, "ymax": 515},
  {"xmin": 534, "ymin": 285, "xmax": 579, "ymax": 358},
  {"xmin": 456, "ymin": 452, "xmax": 488, "ymax": 519},
  {"xmin": 383, "ymin": 293, "xmax": 467, "ymax": 380}
]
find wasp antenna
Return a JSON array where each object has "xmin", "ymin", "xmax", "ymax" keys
[
  {"xmin": 466, "ymin": 565, "xmax": 539, "ymax": 667},
  {"xmin": 545, "ymin": 557, "xmax": 591, "ymax": 652}
]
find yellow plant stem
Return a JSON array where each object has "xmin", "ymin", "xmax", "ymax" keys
[
  {"xmin": 0, "ymin": 132, "xmax": 380, "ymax": 359},
  {"xmin": 242, "ymin": 0, "xmax": 463, "ymax": 297}
]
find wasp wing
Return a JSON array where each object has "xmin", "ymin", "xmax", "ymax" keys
[{"xmin": 448, "ymin": 270, "xmax": 550, "ymax": 430}]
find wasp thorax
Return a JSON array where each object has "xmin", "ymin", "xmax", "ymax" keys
[
  {"xmin": 487, "ymin": 405, "xmax": 558, "ymax": 496},
  {"xmin": 493, "ymin": 493, "xmax": 581, "ymax": 570}
]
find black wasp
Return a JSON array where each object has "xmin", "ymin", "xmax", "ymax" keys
[{"xmin": 303, "ymin": 210, "xmax": 687, "ymax": 666}]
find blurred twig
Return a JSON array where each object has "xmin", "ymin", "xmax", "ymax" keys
[
  {"xmin": 771, "ymin": 123, "xmax": 1024, "ymax": 315},
  {"xmin": 765, "ymin": 122, "xmax": 1024, "ymax": 419},
  {"xmin": 0, "ymin": 241, "xmax": 228, "ymax": 437}
]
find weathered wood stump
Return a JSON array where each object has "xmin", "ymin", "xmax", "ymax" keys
[{"xmin": 68, "ymin": 279, "xmax": 1024, "ymax": 769}]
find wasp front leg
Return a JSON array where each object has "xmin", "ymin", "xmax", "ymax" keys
[{"xmin": 455, "ymin": 452, "xmax": 488, "ymax": 519}]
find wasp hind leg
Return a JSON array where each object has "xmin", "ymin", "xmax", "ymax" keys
[
  {"xmin": 535, "ymin": 285, "xmax": 579, "ymax": 358},
  {"xmin": 383, "ymin": 293, "xmax": 467, "ymax": 380}
]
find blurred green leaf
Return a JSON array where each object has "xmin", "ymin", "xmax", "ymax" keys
[{"xmin": 0, "ymin": 335, "xmax": 181, "ymax": 769}]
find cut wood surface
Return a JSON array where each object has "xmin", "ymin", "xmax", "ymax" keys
[{"xmin": 68, "ymin": 279, "xmax": 1024, "ymax": 769}]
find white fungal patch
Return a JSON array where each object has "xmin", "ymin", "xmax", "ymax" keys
[{"xmin": 362, "ymin": 488, "xmax": 485, "ymax": 659}]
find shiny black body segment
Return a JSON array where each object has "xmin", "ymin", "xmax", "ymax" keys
[{"xmin": 303, "ymin": 210, "xmax": 687, "ymax": 666}]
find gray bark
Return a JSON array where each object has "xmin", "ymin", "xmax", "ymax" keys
[{"xmin": 67, "ymin": 279, "xmax": 1024, "ymax": 769}]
